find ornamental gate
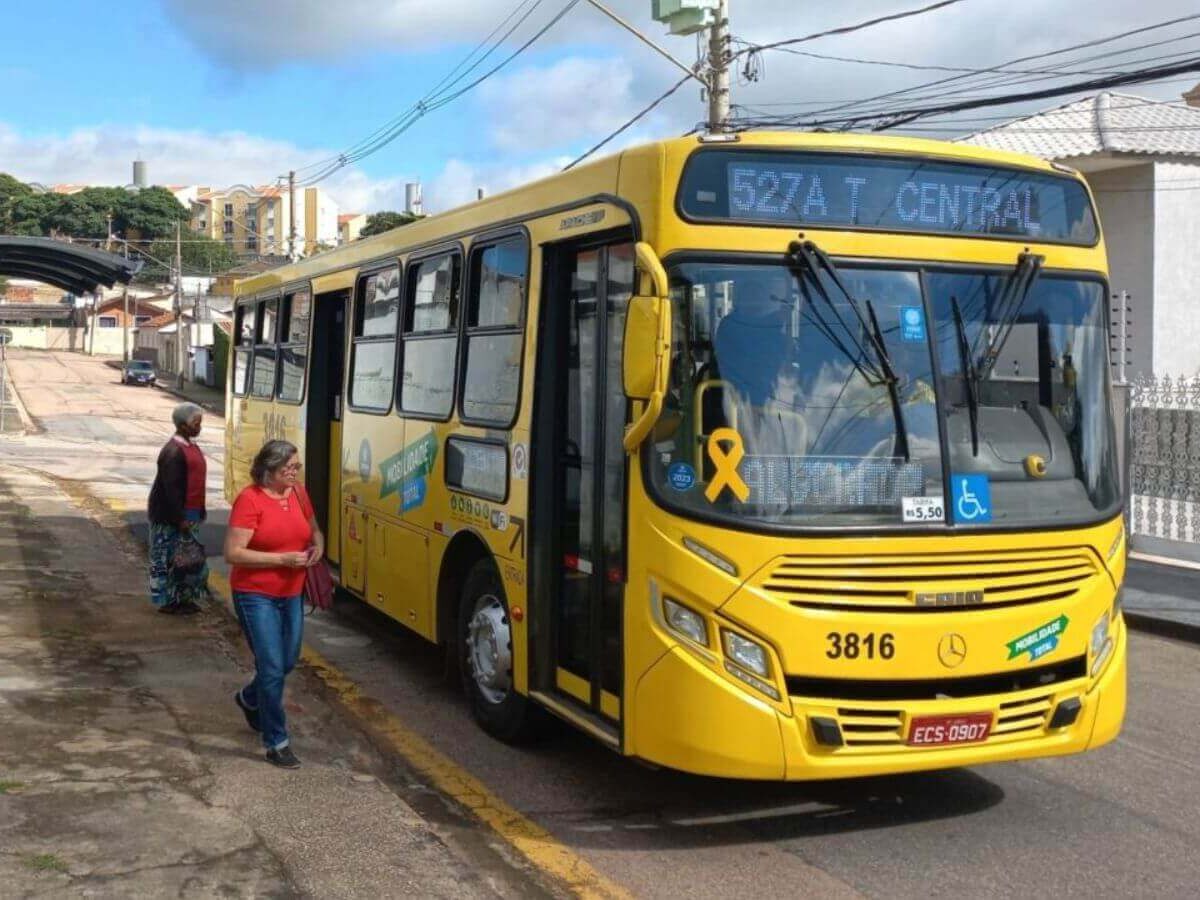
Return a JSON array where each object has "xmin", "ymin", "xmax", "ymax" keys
[{"xmin": 1126, "ymin": 374, "xmax": 1200, "ymax": 563}]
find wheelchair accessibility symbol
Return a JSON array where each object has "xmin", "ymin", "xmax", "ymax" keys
[{"xmin": 952, "ymin": 474, "xmax": 992, "ymax": 524}]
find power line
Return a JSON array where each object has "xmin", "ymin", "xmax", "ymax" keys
[
  {"xmin": 783, "ymin": 13, "xmax": 1200, "ymax": 126},
  {"xmin": 298, "ymin": 0, "xmax": 582, "ymax": 187},
  {"xmin": 733, "ymin": 0, "xmax": 969, "ymax": 58},
  {"xmin": 292, "ymin": 0, "xmax": 549, "ymax": 179},
  {"xmin": 563, "ymin": 72, "xmax": 693, "ymax": 170}
]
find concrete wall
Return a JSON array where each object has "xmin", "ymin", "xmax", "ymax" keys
[
  {"xmin": 1152, "ymin": 161, "xmax": 1200, "ymax": 377},
  {"xmin": 1088, "ymin": 164, "xmax": 1155, "ymax": 379},
  {"xmin": 1, "ymin": 326, "xmax": 88, "ymax": 352},
  {"xmin": 0, "ymin": 325, "xmax": 133, "ymax": 356}
]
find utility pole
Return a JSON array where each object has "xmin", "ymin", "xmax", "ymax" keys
[
  {"xmin": 122, "ymin": 242, "xmax": 129, "ymax": 366},
  {"xmin": 707, "ymin": 0, "xmax": 731, "ymax": 133},
  {"xmin": 288, "ymin": 170, "xmax": 297, "ymax": 261},
  {"xmin": 175, "ymin": 222, "xmax": 185, "ymax": 389},
  {"xmin": 88, "ymin": 291, "xmax": 97, "ymax": 356},
  {"xmin": 122, "ymin": 286, "xmax": 130, "ymax": 365}
]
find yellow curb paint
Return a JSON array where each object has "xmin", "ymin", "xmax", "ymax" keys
[{"xmin": 207, "ymin": 570, "xmax": 630, "ymax": 900}]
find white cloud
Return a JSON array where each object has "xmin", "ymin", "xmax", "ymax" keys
[
  {"xmin": 427, "ymin": 156, "xmax": 568, "ymax": 211},
  {"xmin": 0, "ymin": 122, "xmax": 418, "ymax": 213},
  {"xmin": 0, "ymin": 121, "xmax": 563, "ymax": 217},
  {"xmin": 478, "ymin": 56, "xmax": 645, "ymax": 152}
]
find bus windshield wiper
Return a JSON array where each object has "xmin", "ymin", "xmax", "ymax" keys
[
  {"xmin": 950, "ymin": 295, "xmax": 981, "ymax": 457},
  {"xmin": 975, "ymin": 251, "xmax": 1044, "ymax": 381},
  {"xmin": 787, "ymin": 238, "xmax": 910, "ymax": 461}
]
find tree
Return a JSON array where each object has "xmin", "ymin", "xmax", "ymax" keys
[
  {"xmin": 0, "ymin": 173, "xmax": 34, "ymax": 233},
  {"xmin": 136, "ymin": 231, "xmax": 239, "ymax": 283},
  {"xmin": 0, "ymin": 174, "xmax": 189, "ymax": 242},
  {"xmin": 122, "ymin": 187, "xmax": 190, "ymax": 240},
  {"xmin": 359, "ymin": 210, "xmax": 419, "ymax": 238}
]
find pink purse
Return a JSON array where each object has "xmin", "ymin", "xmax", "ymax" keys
[
  {"xmin": 304, "ymin": 559, "xmax": 335, "ymax": 611},
  {"xmin": 295, "ymin": 486, "xmax": 334, "ymax": 612}
]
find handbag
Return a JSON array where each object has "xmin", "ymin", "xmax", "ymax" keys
[
  {"xmin": 294, "ymin": 485, "xmax": 334, "ymax": 612},
  {"xmin": 304, "ymin": 559, "xmax": 335, "ymax": 612},
  {"xmin": 171, "ymin": 532, "xmax": 207, "ymax": 577}
]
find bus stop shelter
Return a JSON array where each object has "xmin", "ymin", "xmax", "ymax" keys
[{"xmin": 0, "ymin": 236, "xmax": 143, "ymax": 294}]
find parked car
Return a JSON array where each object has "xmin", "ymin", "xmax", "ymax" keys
[{"xmin": 121, "ymin": 360, "xmax": 157, "ymax": 386}]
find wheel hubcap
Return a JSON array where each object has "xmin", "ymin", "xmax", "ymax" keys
[{"xmin": 467, "ymin": 594, "xmax": 512, "ymax": 705}]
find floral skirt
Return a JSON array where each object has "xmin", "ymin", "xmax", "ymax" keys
[{"xmin": 149, "ymin": 511, "xmax": 209, "ymax": 608}]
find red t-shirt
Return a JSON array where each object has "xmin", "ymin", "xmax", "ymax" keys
[
  {"xmin": 229, "ymin": 484, "xmax": 314, "ymax": 598},
  {"xmin": 177, "ymin": 437, "xmax": 207, "ymax": 512}
]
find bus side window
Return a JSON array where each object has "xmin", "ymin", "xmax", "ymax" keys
[
  {"xmin": 400, "ymin": 252, "xmax": 460, "ymax": 420},
  {"xmin": 250, "ymin": 297, "xmax": 278, "ymax": 399},
  {"xmin": 461, "ymin": 236, "xmax": 528, "ymax": 426},
  {"xmin": 349, "ymin": 267, "xmax": 400, "ymax": 412},
  {"xmin": 232, "ymin": 302, "xmax": 256, "ymax": 396},
  {"xmin": 277, "ymin": 289, "xmax": 311, "ymax": 403}
]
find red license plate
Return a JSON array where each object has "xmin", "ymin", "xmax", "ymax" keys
[{"xmin": 907, "ymin": 713, "xmax": 992, "ymax": 747}]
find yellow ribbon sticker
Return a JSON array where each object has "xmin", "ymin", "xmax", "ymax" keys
[{"xmin": 705, "ymin": 428, "xmax": 750, "ymax": 503}]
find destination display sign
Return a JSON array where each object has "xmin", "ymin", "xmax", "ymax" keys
[{"xmin": 678, "ymin": 150, "xmax": 1098, "ymax": 244}]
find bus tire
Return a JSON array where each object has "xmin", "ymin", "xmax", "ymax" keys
[{"xmin": 458, "ymin": 558, "xmax": 535, "ymax": 743}]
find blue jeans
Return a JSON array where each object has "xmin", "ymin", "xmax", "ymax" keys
[{"xmin": 234, "ymin": 592, "xmax": 303, "ymax": 750}]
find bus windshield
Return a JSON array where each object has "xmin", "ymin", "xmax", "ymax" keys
[{"xmin": 649, "ymin": 259, "xmax": 1118, "ymax": 530}]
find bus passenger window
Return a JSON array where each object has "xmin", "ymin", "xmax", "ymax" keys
[
  {"xmin": 349, "ymin": 267, "xmax": 399, "ymax": 411},
  {"xmin": 232, "ymin": 302, "xmax": 255, "ymax": 396},
  {"xmin": 278, "ymin": 289, "xmax": 311, "ymax": 403},
  {"xmin": 462, "ymin": 237, "xmax": 527, "ymax": 425},
  {"xmin": 401, "ymin": 253, "xmax": 460, "ymax": 419},
  {"xmin": 250, "ymin": 297, "xmax": 278, "ymax": 398}
]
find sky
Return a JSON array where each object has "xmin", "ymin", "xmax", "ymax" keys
[{"xmin": 0, "ymin": 0, "xmax": 1196, "ymax": 215}]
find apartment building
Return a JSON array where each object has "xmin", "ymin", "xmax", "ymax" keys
[{"xmin": 191, "ymin": 184, "xmax": 340, "ymax": 258}]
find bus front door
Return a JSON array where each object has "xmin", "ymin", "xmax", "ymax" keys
[
  {"xmin": 541, "ymin": 240, "xmax": 634, "ymax": 730},
  {"xmin": 306, "ymin": 289, "xmax": 348, "ymax": 566}
]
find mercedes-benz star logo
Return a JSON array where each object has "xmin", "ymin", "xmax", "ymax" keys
[{"xmin": 938, "ymin": 633, "xmax": 967, "ymax": 668}]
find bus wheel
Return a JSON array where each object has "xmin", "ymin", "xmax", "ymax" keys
[{"xmin": 458, "ymin": 559, "xmax": 533, "ymax": 742}]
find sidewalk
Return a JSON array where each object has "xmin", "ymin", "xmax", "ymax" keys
[
  {"xmin": 0, "ymin": 463, "xmax": 523, "ymax": 898},
  {"xmin": 1123, "ymin": 556, "xmax": 1200, "ymax": 643}
]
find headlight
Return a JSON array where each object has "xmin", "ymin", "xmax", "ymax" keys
[
  {"xmin": 1090, "ymin": 611, "xmax": 1113, "ymax": 677},
  {"xmin": 1090, "ymin": 613, "xmax": 1110, "ymax": 657},
  {"xmin": 723, "ymin": 630, "xmax": 770, "ymax": 678},
  {"xmin": 662, "ymin": 597, "xmax": 708, "ymax": 646}
]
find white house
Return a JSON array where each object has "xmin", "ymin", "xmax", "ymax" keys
[{"xmin": 960, "ymin": 90, "xmax": 1200, "ymax": 378}]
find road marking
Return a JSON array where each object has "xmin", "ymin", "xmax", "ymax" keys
[
  {"xmin": 670, "ymin": 801, "xmax": 835, "ymax": 827},
  {"xmin": 207, "ymin": 570, "xmax": 631, "ymax": 900}
]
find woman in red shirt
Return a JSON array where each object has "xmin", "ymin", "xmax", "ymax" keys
[{"xmin": 224, "ymin": 439, "xmax": 324, "ymax": 769}]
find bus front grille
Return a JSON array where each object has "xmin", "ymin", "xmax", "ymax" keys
[
  {"xmin": 787, "ymin": 655, "xmax": 1087, "ymax": 702},
  {"xmin": 758, "ymin": 547, "xmax": 1100, "ymax": 612},
  {"xmin": 823, "ymin": 688, "xmax": 1061, "ymax": 751}
]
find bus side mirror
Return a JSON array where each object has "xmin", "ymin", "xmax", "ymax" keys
[{"xmin": 623, "ymin": 242, "xmax": 672, "ymax": 452}]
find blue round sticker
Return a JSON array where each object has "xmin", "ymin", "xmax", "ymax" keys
[{"xmin": 667, "ymin": 462, "xmax": 696, "ymax": 491}]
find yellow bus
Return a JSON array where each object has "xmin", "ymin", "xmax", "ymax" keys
[{"xmin": 226, "ymin": 132, "xmax": 1125, "ymax": 780}]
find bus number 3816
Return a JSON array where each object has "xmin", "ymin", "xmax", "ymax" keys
[{"xmin": 826, "ymin": 632, "xmax": 895, "ymax": 660}]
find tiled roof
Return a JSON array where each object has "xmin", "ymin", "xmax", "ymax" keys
[
  {"xmin": 143, "ymin": 312, "xmax": 176, "ymax": 329},
  {"xmin": 338, "ymin": 213, "xmax": 361, "ymax": 223},
  {"xmin": 960, "ymin": 91, "xmax": 1200, "ymax": 160}
]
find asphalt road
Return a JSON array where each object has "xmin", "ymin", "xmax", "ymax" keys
[{"xmin": 3, "ymin": 348, "xmax": 1199, "ymax": 899}]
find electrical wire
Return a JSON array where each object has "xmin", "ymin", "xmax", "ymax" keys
[
  {"xmin": 292, "ymin": 0, "xmax": 549, "ymax": 179},
  {"xmin": 733, "ymin": 0, "xmax": 970, "ymax": 58},
  {"xmin": 298, "ymin": 0, "xmax": 582, "ymax": 187},
  {"xmin": 562, "ymin": 71, "xmax": 694, "ymax": 170},
  {"xmin": 779, "ymin": 13, "xmax": 1200, "ymax": 127}
]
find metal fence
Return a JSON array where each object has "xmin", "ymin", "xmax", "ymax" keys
[{"xmin": 1126, "ymin": 374, "xmax": 1200, "ymax": 562}]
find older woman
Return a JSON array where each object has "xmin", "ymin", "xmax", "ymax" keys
[
  {"xmin": 224, "ymin": 439, "xmax": 323, "ymax": 769},
  {"xmin": 147, "ymin": 402, "xmax": 209, "ymax": 614}
]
